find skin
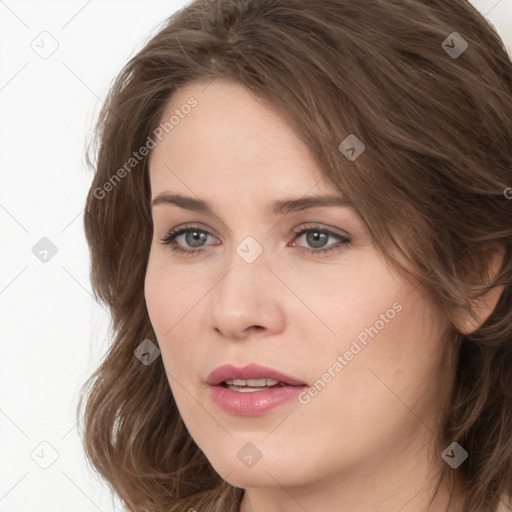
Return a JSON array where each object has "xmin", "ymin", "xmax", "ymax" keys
[{"xmin": 144, "ymin": 80, "xmax": 501, "ymax": 512}]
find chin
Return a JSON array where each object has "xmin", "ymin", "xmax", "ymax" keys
[
  {"xmin": 203, "ymin": 443, "xmax": 309, "ymax": 489},
  {"xmin": 222, "ymin": 468, "xmax": 274, "ymax": 489}
]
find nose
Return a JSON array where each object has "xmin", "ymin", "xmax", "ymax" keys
[{"xmin": 209, "ymin": 247, "xmax": 285, "ymax": 341}]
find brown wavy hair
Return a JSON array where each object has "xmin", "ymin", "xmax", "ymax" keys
[{"xmin": 79, "ymin": 0, "xmax": 512, "ymax": 510}]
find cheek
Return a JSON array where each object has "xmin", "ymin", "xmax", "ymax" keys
[
  {"xmin": 328, "ymin": 291, "xmax": 449, "ymax": 418},
  {"xmin": 317, "ymin": 259, "xmax": 402, "ymax": 343},
  {"xmin": 144, "ymin": 256, "xmax": 205, "ymax": 372},
  {"xmin": 144, "ymin": 251, "xmax": 193, "ymax": 331},
  {"xmin": 144, "ymin": 260, "xmax": 168, "ymax": 335},
  {"xmin": 300, "ymin": 259, "xmax": 448, "ymax": 411},
  {"xmin": 294, "ymin": 297, "xmax": 449, "ymax": 463}
]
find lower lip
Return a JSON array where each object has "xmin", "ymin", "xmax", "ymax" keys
[{"xmin": 208, "ymin": 384, "xmax": 307, "ymax": 416}]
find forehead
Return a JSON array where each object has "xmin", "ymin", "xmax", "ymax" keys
[{"xmin": 148, "ymin": 79, "xmax": 334, "ymax": 197}]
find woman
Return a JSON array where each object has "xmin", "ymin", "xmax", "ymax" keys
[{"xmin": 80, "ymin": 0, "xmax": 512, "ymax": 510}]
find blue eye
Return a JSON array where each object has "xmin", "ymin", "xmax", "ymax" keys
[
  {"xmin": 160, "ymin": 224, "xmax": 217, "ymax": 255},
  {"xmin": 159, "ymin": 223, "xmax": 350, "ymax": 256},
  {"xmin": 291, "ymin": 224, "xmax": 350, "ymax": 254}
]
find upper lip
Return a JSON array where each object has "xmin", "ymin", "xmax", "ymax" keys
[{"xmin": 206, "ymin": 363, "xmax": 306, "ymax": 386}]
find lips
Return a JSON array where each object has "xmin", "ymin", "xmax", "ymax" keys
[
  {"xmin": 206, "ymin": 363, "xmax": 306, "ymax": 387},
  {"xmin": 206, "ymin": 364, "xmax": 308, "ymax": 415}
]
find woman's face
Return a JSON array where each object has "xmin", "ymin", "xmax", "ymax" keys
[{"xmin": 145, "ymin": 80, "xmax": 453, "ymax": 493}]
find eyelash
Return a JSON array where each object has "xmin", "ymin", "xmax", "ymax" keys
[{"xmin": 159, "ymin": 223, "xmax": 351, "ymax": 257}]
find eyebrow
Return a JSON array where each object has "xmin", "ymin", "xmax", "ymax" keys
[{"xmin": 151, "ymin": 192, "xmax": 352, "ymax": 216}]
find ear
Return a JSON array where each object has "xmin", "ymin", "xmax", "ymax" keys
[{"xmin": 452, "ymin": 242, "xmax": 506, "ymax": 335}]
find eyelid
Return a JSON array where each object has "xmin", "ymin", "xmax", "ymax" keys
[
  {"xmin": 163, "ymin": 222, "xmax": 220, "ymax": 239},
  {"xmin": 159, "ymin": 223, "xmax": 220, "ymax": 245},
  {"xmin": 291, "ymin": 222, "xmax": 350, "ymax": 239}
]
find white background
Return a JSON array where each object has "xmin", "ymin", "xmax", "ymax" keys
[{"xmin": 0, "ymin": 1, "xmax": 511, "ymax": 510}]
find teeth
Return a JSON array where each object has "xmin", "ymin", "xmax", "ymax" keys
[
  {"xmin": 224, "ymin": 378, "xmax": 280, "ymax": 386},
  {"xmin": 228, "ymin": 386, "xmax": 267, "ymax": 393}
]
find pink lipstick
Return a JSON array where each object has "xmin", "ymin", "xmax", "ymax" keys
[{"xmin": 206, "ymin": 363, "xmax": 307, "ymax": 416}]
